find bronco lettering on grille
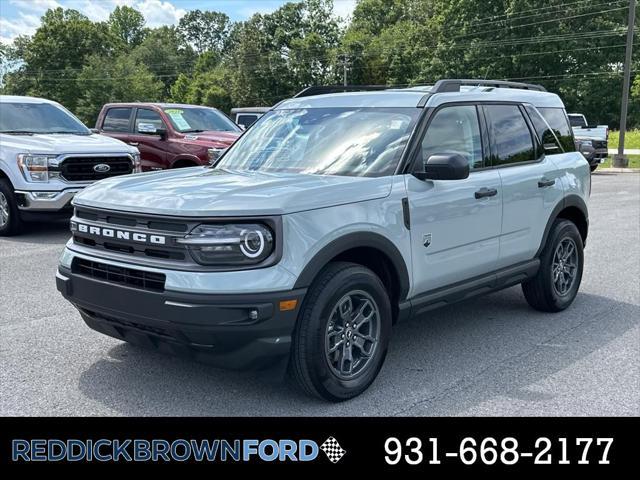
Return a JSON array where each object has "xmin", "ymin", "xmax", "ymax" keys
[{"xmin": 74, "ymin": 222, "xmax": 167, "ymax": 245}]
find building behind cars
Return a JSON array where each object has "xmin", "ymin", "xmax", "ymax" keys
[
  {"xmin": 95, "ymin": 103, "xmax": 242, "ymax": 170},
  {"xmin": 0, "ymin": 95, "xmax": 140, "ymax": 236}
]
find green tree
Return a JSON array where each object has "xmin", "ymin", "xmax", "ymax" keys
[
  {"xmin": 109, "ymin": 5, "xmax": 146, "ymax": 50},
  {"xmin": 75, "ymin": 54, "xmax": 163, "ymax": 125},
  {"xmin": 177, "ymin": 10, "xmax": 230, "ymax": 54}
]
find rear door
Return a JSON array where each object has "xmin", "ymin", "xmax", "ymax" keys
[
  {"xmin": 482, "ymin": 104, "xmax": 564, "ymax": 269},
  {"xmin": 131, "ymin": 108, "xmax": 167, "ymax": 171},
  {"xmin": 406, "ymin": 104, "xmax": 502, "ymax": 294},
  {"xmin": 100, "ymin": 107, "xmax": 133, "ymax": 143}
]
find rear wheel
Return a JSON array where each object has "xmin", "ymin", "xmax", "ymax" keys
[
  {"xmin": 522, "ymin": 219, "xmax": 583, "ymax": 312},
  {"xmin": 290, "ymin": 262, "xmax": 392, "ymax": 401},
  {"xmin": 0, "ymin": 179, "xmax": 23, "ymax": 236}
]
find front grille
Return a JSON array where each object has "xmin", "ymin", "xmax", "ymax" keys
[
  {"xmin": 593, "ymin": 140, "xmax": 607, "ymax": 149},
  {"xmin": 72, "ymin": 258, "xmax": 166, "ymax": 292},
  {"xmin": 59, "ymin": 156, "xmax": 133, "ymax": 182}
]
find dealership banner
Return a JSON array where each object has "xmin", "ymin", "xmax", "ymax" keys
[{"xmin": 0, "ymin": 417, "xmax": 636, "ymax": 471}]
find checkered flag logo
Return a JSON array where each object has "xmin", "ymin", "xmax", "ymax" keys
[{"xmin": 320, "ymin": 436, "xmax": 346, "ymax": 463}]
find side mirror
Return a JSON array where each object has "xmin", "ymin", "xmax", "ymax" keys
[
  {"xmin": 138, "ymin": 123, "xmax": 167, "ymax": 138},
  {"xmin": 414, "ymin": 153, "xmax": 470, "ymax": 181},
  {"xmin": 90, "ymin": 128, "xmax": 100, "ymax": 134}
]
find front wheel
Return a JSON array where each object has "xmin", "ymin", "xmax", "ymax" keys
[
  {"xmin": 522, "ymin": 219, "xmax": 584, "ymax": 312},
  {"xmin": 0, "ymin": 179, "xmax": 23, "ymax": 236},
  {"xmin": 289, "ymin": 262, "xmax": 392, "ymax": 401}
]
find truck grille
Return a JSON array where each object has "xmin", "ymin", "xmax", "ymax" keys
[
  {"xmin": 72, "ymin": 258, "xmax": 166, "ymax": 292},
  {"xmin": 60, "ymin": 156, "xmax": 133, "ymax": 182}
]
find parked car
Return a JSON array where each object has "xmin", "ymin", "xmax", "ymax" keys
[
  {"xmin": 57, "ymin": 80, "xmax": 590, "ymax": 401},
  {"xmin": 95, "ymin": 103, "xmax": 242, "ymax": 170},
  {"xmin": 0, "ymin": 95, "xmax": 140, "ymax": 236},
  {"xmin": 230, "ymin": 107, "xmax": 270, "ymax": 129},
  {"xmin": 568, "ymin": 114, "xmax": 608, "ymax": 171}
]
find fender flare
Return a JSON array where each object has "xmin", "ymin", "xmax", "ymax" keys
[
  {"xmin": 293, "ymin": 231, "xmax": 411, "ymax": 301},
  {"xmin": 171, "ymin": 155, "xmax": 202, "ymax": 168},
  {"xmin": 536, "ymin": 194, "xmax": 589, "ymax": 257}
]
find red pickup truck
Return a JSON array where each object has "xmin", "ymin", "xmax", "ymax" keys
[{"xmin": 95, "ymin": 103, "xmax": 242, "ymax": 170}]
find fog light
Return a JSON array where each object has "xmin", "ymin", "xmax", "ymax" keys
[
  {"xmin": 31, "ymin": 192, "xmax": 59, "ymax": 199},
  {"xmin": 249, "ymin": 309, "xmax": 259, "ymax": 321}
]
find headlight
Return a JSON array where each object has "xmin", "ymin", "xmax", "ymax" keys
[
  {"xmin": 132, "ymin": 153, "xmax": 141, "ymax": 172},
  {"xmin": 17, "ymin": 154, "xmax": 57, "ymax": 182},
  {"xmin": 177, "ymin": 223, "xmax": 274, "ymax": 265},
  {"xmin": 207, "ymin": 148, "xmax": 226, "ymax": 164}
]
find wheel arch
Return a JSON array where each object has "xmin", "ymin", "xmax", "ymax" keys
[
  {"xmin": 293, "ymin": 232, "xmax": 411, "ymax": 323},
  {"xmin": 537, "ymin": 194, "xmax": 589, "ymax": 257},
  {"xmin": 171, "ymin": 156, "xmax": 201, "ymax": 168}
]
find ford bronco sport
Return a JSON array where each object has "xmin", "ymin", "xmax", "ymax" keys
[{"xmin": 56, "ymin": 80, "xmax": 590, "ymax": 401}]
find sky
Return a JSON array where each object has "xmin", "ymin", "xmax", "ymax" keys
[{"xmin": 0, "ymin": 0, "xmax": 357, "ymax": 44}]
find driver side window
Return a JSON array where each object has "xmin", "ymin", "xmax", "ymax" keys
[{"xmin": 421, "ymin": 105, "xmax": 483, "ymax": 170}]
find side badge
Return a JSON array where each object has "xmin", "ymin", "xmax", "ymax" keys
[{"xmin": 423, "ymin": 233, "xmax": 432, "ymax": 248}]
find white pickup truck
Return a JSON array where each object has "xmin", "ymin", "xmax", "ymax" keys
[
  {"xmin": 568, "ymin": 113, "xmax": 609, "ymax": 171},
  {"xmin": 0, "ymin": 96, "xmax": 140, "ymax": 235}
]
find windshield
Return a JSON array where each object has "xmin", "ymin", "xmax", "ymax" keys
[
  {"xmin": 162, "ymin": 107, "xmax": 240, "ymax": 133},
  {"xmin": 216, "ymin": 107, "xmax": 420, "ymax": 177},
  {"xmin": 0, "ymin": 102, "xmax": 90, "ymax": 135},
  {"xmin": 568, "ymin": 115, "xmax": 586, "ymax": 128}
]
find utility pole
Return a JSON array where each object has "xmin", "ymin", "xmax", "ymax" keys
[
  {"xmin": 338, "ymin": 53, "xmax": 350, "ymax": 86},
  {"xmin": 614, "ymin": 0, "xmax": 636, "ymax": 168}
]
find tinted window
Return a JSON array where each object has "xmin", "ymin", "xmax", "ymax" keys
[
  {"xmin": 421, "ymin": 105, "xmax": 483, "ymax": 169},
  {"xmin": 135, "ymin": 108, "xmax": 165, "ymax": 132},
  {"xmin": 539, "ymin": 108, "xmax": 576, "ymax": 152},
  {"xmin": 0, "ymin": 102, "xmax": 89, "ymax": 135},
  {"xmin": 236, "ymin": 114, "xmax": 259, "ymax": 129},
  {"xmin": 525, "ymin": 105, "xmax": 562, "ymax": 154},
  {"xmin": 485, "ymin": 105, "xmax": 535, "ymax": 166},
  {"xmin": 217, "ymin": 107, "xmax": 420, "ymax": 177},
  {"xmin": 103, "ymin": 108, "xmax": 132, "ymax": 132}
]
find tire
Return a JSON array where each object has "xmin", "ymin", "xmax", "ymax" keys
[
  {"xmin": 522, "ymin": 219, "xmax": 584, "ymax": 312},
  {"xmin": 590, "ymin": 164, "xmax": 598, "ymax": 172},
  {"xmin": 289, "ymin": 261, "xmax": 392, "ymax": 401},
  {"xmin": 0, "ymin": 178, "xmax": 23, "ymax": 236}
]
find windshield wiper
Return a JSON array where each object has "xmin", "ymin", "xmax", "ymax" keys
[
  {"xmin": 48, "ymin": 131, "xmax": 90, "ymax": 135},
  {"xmin": 0, "ymin": 130, "xmax": 35, "ymax": 135},
  {"xmin": 182, "ymin": 129, "xmax": 206, "ymax": 133}
]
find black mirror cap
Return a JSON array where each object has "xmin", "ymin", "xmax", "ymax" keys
[{"xmin": 414, "ymin": 153, "xmax": 470, "ymax": 181}]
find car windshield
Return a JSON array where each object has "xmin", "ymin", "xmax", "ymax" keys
[
  {"xmin": 0, "ymin": 102, "xmax": 90, "ymax": 135},
  {"xmin": 162, "ymin": 107, "xmax": 240, "ymax": 133},
  {"xmin": 216, "ymin": 107, "xmax": 420, "ymax": 177}
]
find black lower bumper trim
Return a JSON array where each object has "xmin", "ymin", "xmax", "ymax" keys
[{"xmin": 56, "ymin": 266, "xmax": 306, "ymax": 369}]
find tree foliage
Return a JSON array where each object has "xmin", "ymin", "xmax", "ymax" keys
[{"xmin": 1, "ymin": 1, "xmax": 637, "ymax": 128}]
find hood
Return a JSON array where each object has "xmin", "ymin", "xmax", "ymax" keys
[
  {"xmin": 73, "ymin": 167, "xmax": 393, "ymax": 216},
  {"xmin": 178, "ymin": 130, "xmax": 241, "ymax": 147},
  {"xmin": 0, "ymin": 133, "xmax": 136, "ymax": 154}
]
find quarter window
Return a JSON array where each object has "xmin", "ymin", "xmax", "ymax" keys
[
  {"xmin": 485, "ymin": 105, "xmax": 535, "ymax": 166},
  {"xmin": 538, "ymin": 108, "xmax": 576, "ymax": 152},
  {"xmin": 525, "ymin": 105, "xmax": 562, "ymax": 154},
  {"xmin": 421, "ymin": 105, "xmax": 484, "ymax": 170},
  {"xmin": 103, "ymin": 108, "xmax": 132, "ymax": 132}
]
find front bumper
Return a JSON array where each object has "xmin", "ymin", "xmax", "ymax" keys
[
  {"xmin": 56, "ymin": 265, "xmax": 306, "ymax": 369},
  {"xmin": 15, "ymin": 189, "xmax": 81, "ymax": 211}
]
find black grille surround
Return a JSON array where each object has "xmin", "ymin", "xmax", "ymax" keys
[
  {"xmin": 72, "ymin": 258, "xmax": 166, "ymax": 292},
  {"xmin": 58, "ymin": 155, "xmax": 133, "ymax": 182}
]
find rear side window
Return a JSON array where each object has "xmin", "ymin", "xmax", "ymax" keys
[
  {"xmin": 538, "ymin": 108, "xmax": 575, "ymax": 152},
  {"xmin": 484, "ymin": 105, "xmax": 535, "ymax": 166},
  {"xmin": 236, "ymin": 114, "xmax": 259, "ymax": 129},
  {"xmin": 102, "ymin": 108, "xmax": 132, "ymax": 132}
]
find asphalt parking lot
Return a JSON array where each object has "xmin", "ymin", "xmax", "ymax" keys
[{"xmin": 1, "ymin": 173, "xmax": 638, "ymax": 416}]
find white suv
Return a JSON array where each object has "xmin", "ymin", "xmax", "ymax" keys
[
  {"xmin": 0, "ymin": 95, "xmax": 140, "ymax": 235},
  {"xmin": 56, "ymin": 80, "xmax": 590, "ymax": 401}
]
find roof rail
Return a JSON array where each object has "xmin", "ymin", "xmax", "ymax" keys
[
  {"xmin": 416, "ymin": 78, "xmax": 546, "ymax": 106},
  {"xmin": 293, "ymin": 85, "xmax": 389, "ymax": 98}
]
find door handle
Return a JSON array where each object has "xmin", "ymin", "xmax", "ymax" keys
[
  {"xmin": 538, "ymin": 178, "xmax": 555, "ymax": 188},
  {"xmin": 475, "ymin": 187, "xmax": 498, "ymax": 199},
  {"xmin": 128, "ymin": 142, "xmax": 139, "ymax": 147}
]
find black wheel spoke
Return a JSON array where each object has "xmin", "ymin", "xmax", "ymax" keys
[{"xmin": 552, "ymin": 237, "xmax": 579, "ymax": 297}]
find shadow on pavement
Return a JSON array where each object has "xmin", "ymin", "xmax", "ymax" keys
[{"xmin": 76, "ymin": 288, "xmax": 639, "ymax": 416}]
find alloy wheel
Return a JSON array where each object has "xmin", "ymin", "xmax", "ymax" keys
[
  {"xmin": 551, "ymin": 237, "xmax": 578, "ymax": 296},
  {"xmin": 0, "ymin": 192, "xmax": 9, "ymax": 228}
]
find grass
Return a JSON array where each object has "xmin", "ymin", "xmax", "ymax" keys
[
  {"xmin": 608, "ymin": 130, "xmax": 640, "ymax": 150},
  {"xmin": 599, "ymin": 154, "xmax": 640, "ymax": 169}
]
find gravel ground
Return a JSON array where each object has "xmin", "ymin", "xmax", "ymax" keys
[{"xmin": 1, "ymin": 172, "xmax": 638, "ymax": 416}]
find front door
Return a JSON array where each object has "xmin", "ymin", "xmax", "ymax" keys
[
  {"xmin": 131, "ymin": 108, "xmax": 167, "ymax": 171},
  {"xmin": 406, "ymin": 104, "xmax": 502, "ymax": 295}
]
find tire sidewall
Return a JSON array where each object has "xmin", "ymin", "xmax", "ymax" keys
[
  {"xmin": 541, "ymin": 220, "xmax": 584, "ymax": 310},
  {"xmin": 0, "ymin": 179, "xmax": 20, "ymax": 236},
  {"xmin": 303, "ymin": 267, "xmax": 392, "ymax": 400}
]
